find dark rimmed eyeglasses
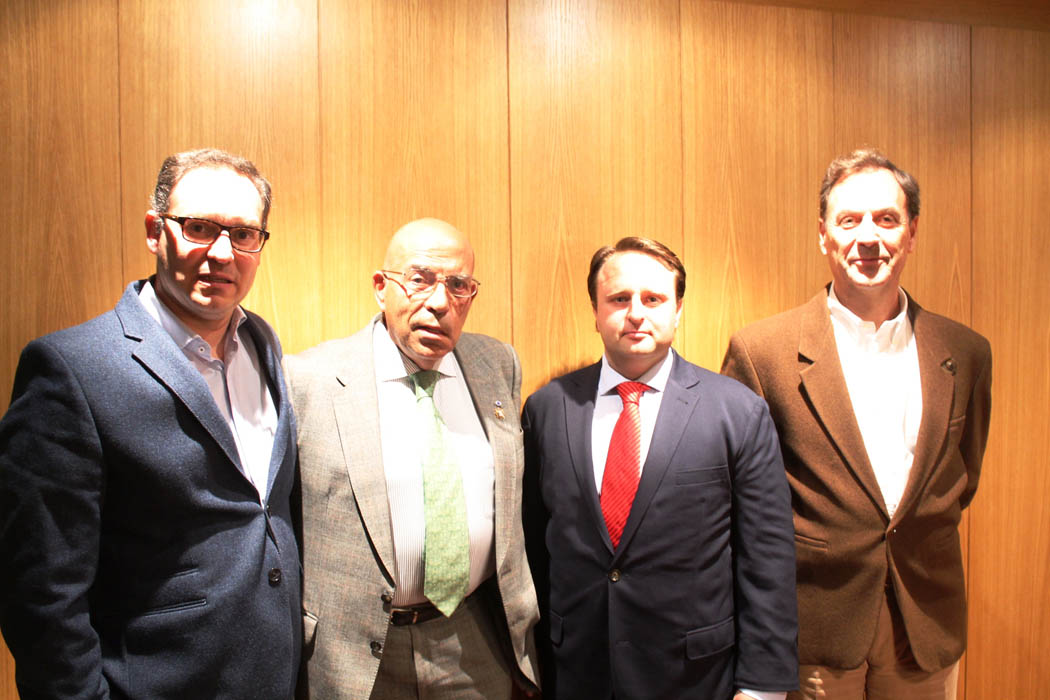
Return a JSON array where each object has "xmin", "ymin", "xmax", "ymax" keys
[
  {"xmin": 160, "ymin": 214, "xmax": 270, "ymax": 253},
  {"xmin": 380, "ymin": 266, "xmax": 480, "ymax": 299}
]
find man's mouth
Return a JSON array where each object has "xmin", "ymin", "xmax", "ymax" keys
[
  {"xmin": 199, "ymin": 273, "xmax": 235, "ymax": 285},
  {"xmin": 413, "ymin": 324, "xmax": 447, "ymax": 337}
]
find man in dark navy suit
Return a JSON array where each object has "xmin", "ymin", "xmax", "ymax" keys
[
  {"xmin": 0, "ymin": 149, "xmax": 300, "ymax": 699},
  {"xmin": 523, "ymin": 237, "xmax": 797, "ymax": 700}
]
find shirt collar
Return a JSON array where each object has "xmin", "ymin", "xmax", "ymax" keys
[
  {"xmin": 827, "ymin": 283, "xmax": 912, "ymax": 351},
  {"xmin": 138, "ymin": 280, "xmax": 246, "ymax": 357},
  {"xmin": 597, "ymin": 348, "xmax": 674, "ymax": 397},
  {"xmin": 372, "ymin": 317, "xmax": 462, "ymax": 383}
]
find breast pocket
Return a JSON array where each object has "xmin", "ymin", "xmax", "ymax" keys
[{"xmin": 675, "ymin": 464, "xmax": 730, "ymax": 487}]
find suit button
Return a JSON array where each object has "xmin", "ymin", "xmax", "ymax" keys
[
  {"xmin": 370, "ymin": 641, "xmax": 383, "ymax": 654},
  {"xmin": 609, "ymin": 569, "xmax": 621, "ymax": 582},
  {"xmin": 381, "ymin": 592, "xmax": 393, "ymax": 604},
  {"xmin": 268, "ymin": 568, "xmax": 282, "ymax": 585}
]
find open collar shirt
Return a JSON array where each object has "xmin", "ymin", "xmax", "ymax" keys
[
  {"xmin": 138, "ymin": 281, "xmax": 278, "ymax": 501},
  {"xmin": 828, "ymin": 284, "xmax": 923, "ymax": 518}
]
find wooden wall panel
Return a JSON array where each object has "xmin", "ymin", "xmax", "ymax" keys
[
  {"xmin": 0, "ymin": 0, "xmax": 122, "ymax": 414},
  {"xmin": 118, "ymin": 0, "xmax": 322, "ymax": 354},
  {"xmin": 509, "ymin": 0, "xmax": 684, "ymax": 395},
  {"xmin": 681, "ymin": 0, "xmax": 834, "ymax": 370},
  {"xmin": 832, "ymin": 14, "xmax": 971, "ymax": 323},
  {"xmin": 318, "ymin": 0, "xmax": 511, "ymax": 346},
  {"xmin": 728, "ymin": 0, "xmax": 1050, "ymax": 32},
  {"xmin": 969, "ymin": 25, "xmax": 1050, "ymax": 699},
  {"xmin": 0, "ymin": 0, "xmax": 121, "ymax": 688}
]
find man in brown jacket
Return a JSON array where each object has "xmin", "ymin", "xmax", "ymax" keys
[{"xmin": 722, "ymin": 148, "xmax": 991, "ymax": 700}]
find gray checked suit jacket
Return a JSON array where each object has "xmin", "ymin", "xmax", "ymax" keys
[{"xmin": 285, "ymin": 317, "xmax": 540, "ymax": 698}]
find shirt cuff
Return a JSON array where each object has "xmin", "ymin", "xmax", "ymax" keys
[{"xmin": 738, "ymin": 690, "xmax": 788, "ymax": 700}]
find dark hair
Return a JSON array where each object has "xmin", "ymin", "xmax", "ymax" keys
[
  {"xmin": 150, "ymin": 148, "xmax": 273, "ymax": 227},
  {"xmin": 587, "ymin": 237, "xmax": 686, "ymax": 305},
  {"xmin": 819, "ymin": 148, "xmax": 920, "ymax": 222}
]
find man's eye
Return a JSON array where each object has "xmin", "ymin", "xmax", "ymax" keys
[
  {"xmin": 186, "ymin": 221, "xmax": 211, "ymax": 235},
  {"xmin": 231, "ymin": 229, "xmax": 255, "ymax": 241},
  {"xmin": 447, "ymin": 277, "xmax": 469, "ymax": 292}
]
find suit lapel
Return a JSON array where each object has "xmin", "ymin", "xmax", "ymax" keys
[
  {"xmin": 797, "ymin": 291, "xmax": 889, "ymax": 519},
  {"xmin": 893, "ymin": 299, "xmax": 955, "ymax": 522},
  {"xmin": 564, "ymin": 363, "xmax": 611, "ymax": 553},
  {"xmin": 615, "ymin": 353, "xmax": 699, "ymax": 559},
  {"xmin": 243, "ymin": 315, "xmax": 291, "ymax": 499},
  {"xmin": 332, "ymin": 326, "xmax": 396, "ymax": 580},
  {"xmin": 115, "ymin": 282, "xmax": 244, "ymax": 473},
  {"xmin": 455, "ymin": 337, "xmax": 517, "ymax": 575}
]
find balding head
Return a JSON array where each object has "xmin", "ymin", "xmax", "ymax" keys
[
  {"xmin": 373, "ymin": 218, "xmax": 478, "ymax": 369},
  {"xmin": 383, "ymin": 218, "xmax": 475, "ymax": 273}
]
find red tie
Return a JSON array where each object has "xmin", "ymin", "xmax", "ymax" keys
[{"xmin": 601, "ymin": 381, "xmax": 649, "ymax": 548}]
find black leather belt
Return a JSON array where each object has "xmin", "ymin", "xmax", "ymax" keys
[
  {"xmin": 389, "ymin": 601, "xmax": 444, "ymax": 626},
  {"xmin": 388, "ymin": 577, "xmax": 494, "ymax": 626}
]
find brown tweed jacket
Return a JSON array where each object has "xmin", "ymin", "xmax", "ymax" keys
[{"xmin": 722, "ymin": 288, "xmax": 992, "ymax": 672}]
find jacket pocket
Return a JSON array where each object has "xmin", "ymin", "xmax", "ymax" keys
[
  {"xmin": 794, "ymin": 533, "xmax": 829, "ymax": 551},
  {"xmin": 685, "ymin": 617, "xmax": 735, "ymax": 660},
  {"xmin": 675, "ymin": 464, "xmax": 730, "ymax": 486}
]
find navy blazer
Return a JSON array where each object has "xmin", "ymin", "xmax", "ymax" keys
[
  {"xmin": 523, "ymin": 352, "xmax": 797, "ymax": 700},
  {"xmin": 0, "ymin": 280, "xmax": 301, "ymax": 699}
]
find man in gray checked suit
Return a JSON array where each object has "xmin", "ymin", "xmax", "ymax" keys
[{"xmin": 287, "ymin": 218, "xmax": 540, "ymax": 699}]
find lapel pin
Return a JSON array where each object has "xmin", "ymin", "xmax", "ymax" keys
[
  {"xmin": 941, "ymin": 358, "xmax": 957, "ymax": 375},
  {"xmin": 494, "ymin": 400, "xmax": 505, "ymax": 421}
]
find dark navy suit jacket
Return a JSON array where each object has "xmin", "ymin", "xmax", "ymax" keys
[
  {"xmin": 523, "ymin": 352, "xmax": 798, "ymax": 700},
  {"xmin": 0, "ymin": 280, "xmax": 301, "ymax": 699}
]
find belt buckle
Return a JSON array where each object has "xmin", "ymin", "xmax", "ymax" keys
[{"xmin": 390, "ymin": 606, "xmax": 420, "ymax": 625}]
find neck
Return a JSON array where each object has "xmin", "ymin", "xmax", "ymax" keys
[
  {"xmin": 155, "ymin": 288, "xmax": 234, "ymax": 361},
  {"xmin": 833, "ymin": 283, "xmax": 902, "ymax": 329},
  {"xmin": 607, "ymin": 354, "xmax": 662, "ymax": 381}
]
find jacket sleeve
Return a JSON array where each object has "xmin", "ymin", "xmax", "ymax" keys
[
  {"xmin": 0, "ymin": 339, "xmax": 111, "ymax": 699},
  {"xmin": 730, "ymin": 396, "xmax": 799, "ymax": 693}
]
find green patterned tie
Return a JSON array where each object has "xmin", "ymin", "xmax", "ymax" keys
[{"xmin": 411, "ymin": 370, "xmax": 470, "ymax": 616}]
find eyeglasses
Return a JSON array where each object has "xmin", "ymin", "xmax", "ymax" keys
[
  {"xmin": 380, "ymin": 267, "xmax": 480, "ymax": 299},
  {"xmin": 161, "ymin": 214, "xmax": 270, "ymax": 253}
]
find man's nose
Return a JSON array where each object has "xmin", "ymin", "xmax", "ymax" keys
[
  {"xmin": 855, "ymin": 215, "xmax": 881, "ymax": 245},
  {"xmin": 207, "ymin": 231, "xmax": 236, "ymax": 262},
  {"xmin": 626, "ymin": 297, "xmax": 645, "ymax": 322},
  {"xmin": 423, "ymin": 279, "xmax": 451, "ymax": 313}
]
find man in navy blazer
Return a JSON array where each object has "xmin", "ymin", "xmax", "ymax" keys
[
  {"xmin": 0, "ymin": 149, "xmax": 300, "ymax": 699},
  {"xmin": 523, "ymin": 237, "xmax": 797, "ymax": 700}
]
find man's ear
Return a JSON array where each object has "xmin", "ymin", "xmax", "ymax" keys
[
  {"xmin": 145, "ymin": 210, "xmax": 162, "ymax": 255},
  {"xmin": 817, "ymin": 219, "xmax": 828, "ymax": 255},
  {"xmin": 907, "ymin": 215, "xmax": 919, "ymax": 253},
  {"xmin": 373, "ymin": 271, "xmax": 387, "ymax": 311}
]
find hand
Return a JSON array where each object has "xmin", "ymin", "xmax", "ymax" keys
[{"xmin": 801, "ymin": 668, "xmax": 826, "ymax": 698}]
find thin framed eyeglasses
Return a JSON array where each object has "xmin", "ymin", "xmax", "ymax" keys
[
  {"xmin": 160, "ymin": 214, "xmax": 270, "ymax": 253},
  {"xmin": 380, "ymin": 267, "xmax": 480, "ymax": 299}
]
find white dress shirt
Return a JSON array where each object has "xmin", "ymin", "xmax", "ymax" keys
[
  {"xmin": 138, "ymin": 281, "xmax": 278, "ymax": 500},
  {"xmin": 828, "ymin": 284, "xmax": 923, "ymax": 517},
  {"xmin": 373, "ymin": 321, "xmax": 496, "ymax": 607},
  {"xmin": 590, "ymin": 350, "xmax": 674, "ymax": 491},
  {"xmin": 591, "ymin": 349, "xmax": 785, "ymax": 700}
]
